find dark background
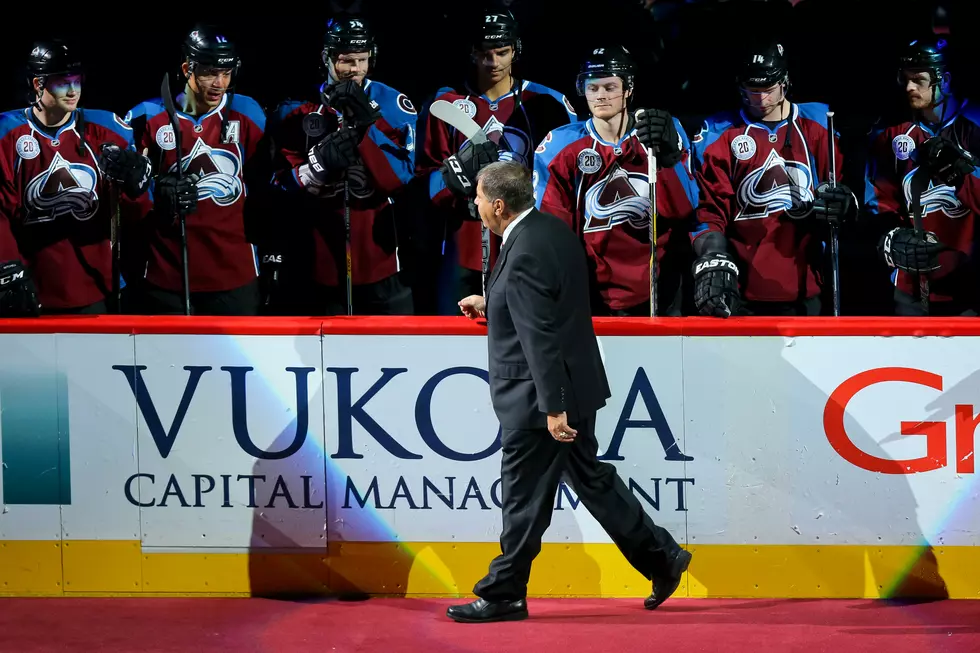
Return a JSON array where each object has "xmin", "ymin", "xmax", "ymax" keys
[
  {"xmin": 1, "ymin": 0, "xmax": 966, "ymax": 127},
  {"xmin": 0, "ymin": 0, "xmax": 969, "ymax": 314}
]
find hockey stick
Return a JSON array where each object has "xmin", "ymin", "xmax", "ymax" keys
[
  {"xmin": 160, "ymin": 72, "xmax": 191, "ymax": 316},
  {"xmin": 826, "ymin": 111, "xmax": 841, "ymax": 316},
  {"xmin": 111, "ymin": 187, "xmax": 121, "ymax": 313},
  {"xmin": 909, "ymin": 167, "xmax": 930, "ymax": 315},
  {"xmin": 635, "ymin": 109, "xmax": 659, "ymax": 318},
  {"xmin": 429, "ymin": 100, "xmax": 491, "ymax": 297}
]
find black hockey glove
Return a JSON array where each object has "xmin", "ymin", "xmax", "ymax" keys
[
  {"xmin": 916, "ymin": 136, "xmax": 978, "ymax": 189},
  {"xmin": 0, "ymin": 260, "xmax": 41, "ymax": 317},
  {"xmin": 879, "ymin": 226, "xmax": 943, "ymax": 273},
  {"xmin": 692, "ymin": 252, "xmax": 741, "ymax": 318},
  {"xmin": 99, "ymin": 144, "xmax": 152, "ymax": 199},
  {"xmin": 259, "ymin": 252, "xmax": 282, "ymax": 308},
  {"xmin": 811, "ymin": 182, "xmax": 857, "ymax": 224},
  {"xmin": 308, "ymin": 128, "xmax": 360, "ymax": 183},
  {"xmin": 155, "ymin": 172, "xmax": 200, "ymax": 219},
  {"xmin": 325, "ymin": 80, "xmax": 382, "ymax": 129},
  {"xmin": 441, "ymin": 139, "xmax": 499, "ymax": 199},
  {"xmin": 634, "ymin": 108, "xmax": 682, "ymax": 168}
]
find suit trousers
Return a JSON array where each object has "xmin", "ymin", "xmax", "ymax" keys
[{"xmin": 473, "ymin": 414, "xmax": 681, "ymax": 601}]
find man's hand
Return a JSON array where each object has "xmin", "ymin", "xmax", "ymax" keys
[
  {"xmin": 458, "ymin": 294, "xmax": 486, "ymax": 319},
  {"xmin": 548, "ymin": 412, "xmax": 577, "ymax": 443}
]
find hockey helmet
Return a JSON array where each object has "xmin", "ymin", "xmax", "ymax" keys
[
  {"xmin": 183, "ymin": 26, "xmax": 240, "ymax": 79},
  {"xmin": 898, "ymin": 36, "xmax": 949, "ymax": 83},
  {"xmin": 323, "ymin": 17, "xmax": 377, "ymax": 69},
  {"xmin": 737, "ymin": 41, "xmax": 788, "ymax": 89},
  {"xmin": 576, "ymin": 45, "xmax": 636, "ymax": 96},
  {"xmin": 476, "ymin": 9, "xmax": 521, "ymax": 58},
  {"xmin": 26, "ymin": 40, "xmax": 83, "ymax": 92}
]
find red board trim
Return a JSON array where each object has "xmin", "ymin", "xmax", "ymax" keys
[{"xmin": 1, "ymin": 316, "xmax": 980, "ymax": 337}]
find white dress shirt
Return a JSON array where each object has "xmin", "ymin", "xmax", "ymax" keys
[{"xmin": 501, "ymin": 207, "xmax": 533, "ymax": 246}]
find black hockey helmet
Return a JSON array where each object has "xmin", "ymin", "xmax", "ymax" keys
[
  {"xmin": 737, "ymin": 41, "xmax": 788, "ymax": 88},
  {"xmin": 182, "ymin": 25, "xmax": 240, "ymax": 82},
  {"xmin": 322, "ymin": 16, "xmax": 377, "ymax": 70},
  {"xmin": 898, "ymin": 36, "xmax": 950, "ymax": 82},
  {"xmin": 475, "ymin": 8, "xmax": 521, "ymax": 58},
  {"xmin": 26, "ymin": 40, "xmax": 83, "ymax": 93},
  {"xmin": 576, "ymin": 45, "xmax": 636, "ymax": 96}
]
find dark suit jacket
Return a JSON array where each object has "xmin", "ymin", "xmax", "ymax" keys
[{"xmin": 486, "ymin": 208, "xmax": 612, "ymax": 430}]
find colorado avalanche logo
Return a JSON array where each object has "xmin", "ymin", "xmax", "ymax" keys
[
  {"xmin": 24, "ymin": 153, "xmax": 99, "ymax": 223},
  {"xmin": 171, "ymin": 138, "xmax": 243, "ymax": 206},
  {"xmin": 477, "ymin": 115, "xmax": 531, "ymax": 167},
  {"xmin": 735, "ymin": 149, "xmax": 813, "ymax": 220},
  {"xmin": 902, "ymin": 168, "xmax": 967, "ymax": 219},
  {"xmin": 583, "ymin": 164, "xmax": 651, "ymax": 233}
]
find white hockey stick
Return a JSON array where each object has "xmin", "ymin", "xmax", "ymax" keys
[{"xmin": 430, "ymin": 100, "xmax": 491, "ymax": 297}]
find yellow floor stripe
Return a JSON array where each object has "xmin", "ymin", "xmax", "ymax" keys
[{"xmin": 1, "ymin": 541, "xmax": 977, "ymax": 599}]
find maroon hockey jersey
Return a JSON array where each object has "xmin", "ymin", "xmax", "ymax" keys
[
  {"xmin": 126, "ymin": 92, "xmax": 266, "ymax": 293},
  {"xmin": 270, "ymin": 79, "xmax": 418, "ymax": 287},
  {"xmin": 864, "ymin": 102, "xmax": 980, "ymax": 304},
  {"xmin": 533, "ymin": 118, "xmax": 699, "ymax": 310},
  {"xmin": 417, "ymin": 80, "xmax": 577, "ymax": 272},
  {"xmin": 0, "ymin": 107, "xmax": 137, "ymax": 309},
  {"xmin": 691, "ymin": 102, "xmax": 842, "ymax": 303}
]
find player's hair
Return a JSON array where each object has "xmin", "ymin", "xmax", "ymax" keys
[{"xmin": 476, "ymin": 161, "xmax": 534, "ymax": 214}]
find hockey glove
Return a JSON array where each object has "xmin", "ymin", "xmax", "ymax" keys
[
  {"xmin": 155, "ymin": 172, "xmax": 200, "ymax": 219},
  {"xmin": 635, "ymin": 108, "xmax": 682, "ymax": 168},
  {"xmin": 916, "ymin": 136, "xmax": 978, "ymax": 189},
  {"xmin": 326, "ymin": 80, "xmax": 382, "ymax": 129},
  {"xmin": 99, "ymin": 144, "xmax": 152, "ymax": 199},
  {"xmin": 308, "ymin": 128, "xmax": 360, "ymax": 183},
  {"xmin": 811, "ymin": 182, "xmax": 857, "ymax": 224},
  {"xmin": 0, "ymin": 260, "xmax": 41, "ymax": 317},
  {"xmin": 441, "ymin": 139, "xmax": 499, "ymax": 198},
  {"xmin": 692, "ymin": 252, "xmax": 741, "ymax": 318},
  {"xmin": 259, "ymin": 252, "xmax": 282, "ymax": 308},
  {"xmin": 879, "ymin": 226, "xmax": 943, "ymax": 273}
]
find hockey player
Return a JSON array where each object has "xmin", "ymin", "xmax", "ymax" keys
[
  {"xmin": 124, "ymin": 26, "xmax": 267, "ymax": 315},
  {"xmin": 417, "ymin": 8, "xmax": 578, "ymax": 314},
  {"xmin": 0, "ymin": 40, "xmax": 149, "ymax": 315},
  {"xmin": 689, "ymin": 41, "xmax": 855, "ymax": 317},
  {"xmin": 864, "ymin": 36, "xmax": 980, "ymax": 315},
  {"xmin": 533, "ymin": 46, "xmax": 699, "ymax": 316},
  {"xmin": 268, "ymin": 16, "xmax": 417, "ymax": 315}
]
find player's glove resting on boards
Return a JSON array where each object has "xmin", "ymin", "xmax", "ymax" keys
[
  {"xmin": 810, "ymin": 182, "xmax": 857, "ymax": 224},
  {"xmin": 634, "ymin": 108, "xmax": 682, "ymax": 168},
  {"xmin": 259, "ymin": 252, "xmax": 282, "ymax": 307},
  {"xmin": 692, "ymin": 252, "xmax": 741, "ymax": 318},
  {"xmin": 155, "ymin": 172, "xmax": 200, "ymax": 219},
  {"xmin": 325, "ymin": 79, "xmax": 382, "ymax": 129},
  {"xmin": 98, "ymin": 144, "xmax": 152, "ymax": 199},
  {"xmin": 879, "ymin": 227, "xmax": 943, "ymax": 273},
  {"xmin": 916, "ymin": 136, "xmax": 978, "ymax": 189},
  {"xmin": 308, "ymin": 128, "xmax": 360, "ymax": 183},
  {"xmin": 441, "ymin": 140, "xmax": 499, "ymax": 201},
  {"xmin": 0, "ymin": 260, "xmax": 41, "ymax": 317}
]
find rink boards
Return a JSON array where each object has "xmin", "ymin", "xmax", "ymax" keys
[{"xmin": 0, "ymin": 316, "xmax": 977, "ymax": 599}]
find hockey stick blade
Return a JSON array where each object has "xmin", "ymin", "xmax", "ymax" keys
[{"xmin": 430, "ymin": 100, "xmax": 488, "ymax": 144}]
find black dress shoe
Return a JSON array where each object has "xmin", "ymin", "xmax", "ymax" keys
[
  {"xmin": 644, "ymin": 548, "xmax": 692, "ymax": 610},
  {"xmin": 446, "ymin": 597, "xmax": 528, "ymax": 623}
]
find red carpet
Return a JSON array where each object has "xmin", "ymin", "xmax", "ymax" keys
[{"xmin": 1, "ymin": 598, "xmax": 978, "ymax": 652}]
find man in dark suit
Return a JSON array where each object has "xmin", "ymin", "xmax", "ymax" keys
[{"xmin": 450, "ymin": 161, "xmax": 692, "ymax": 623}]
